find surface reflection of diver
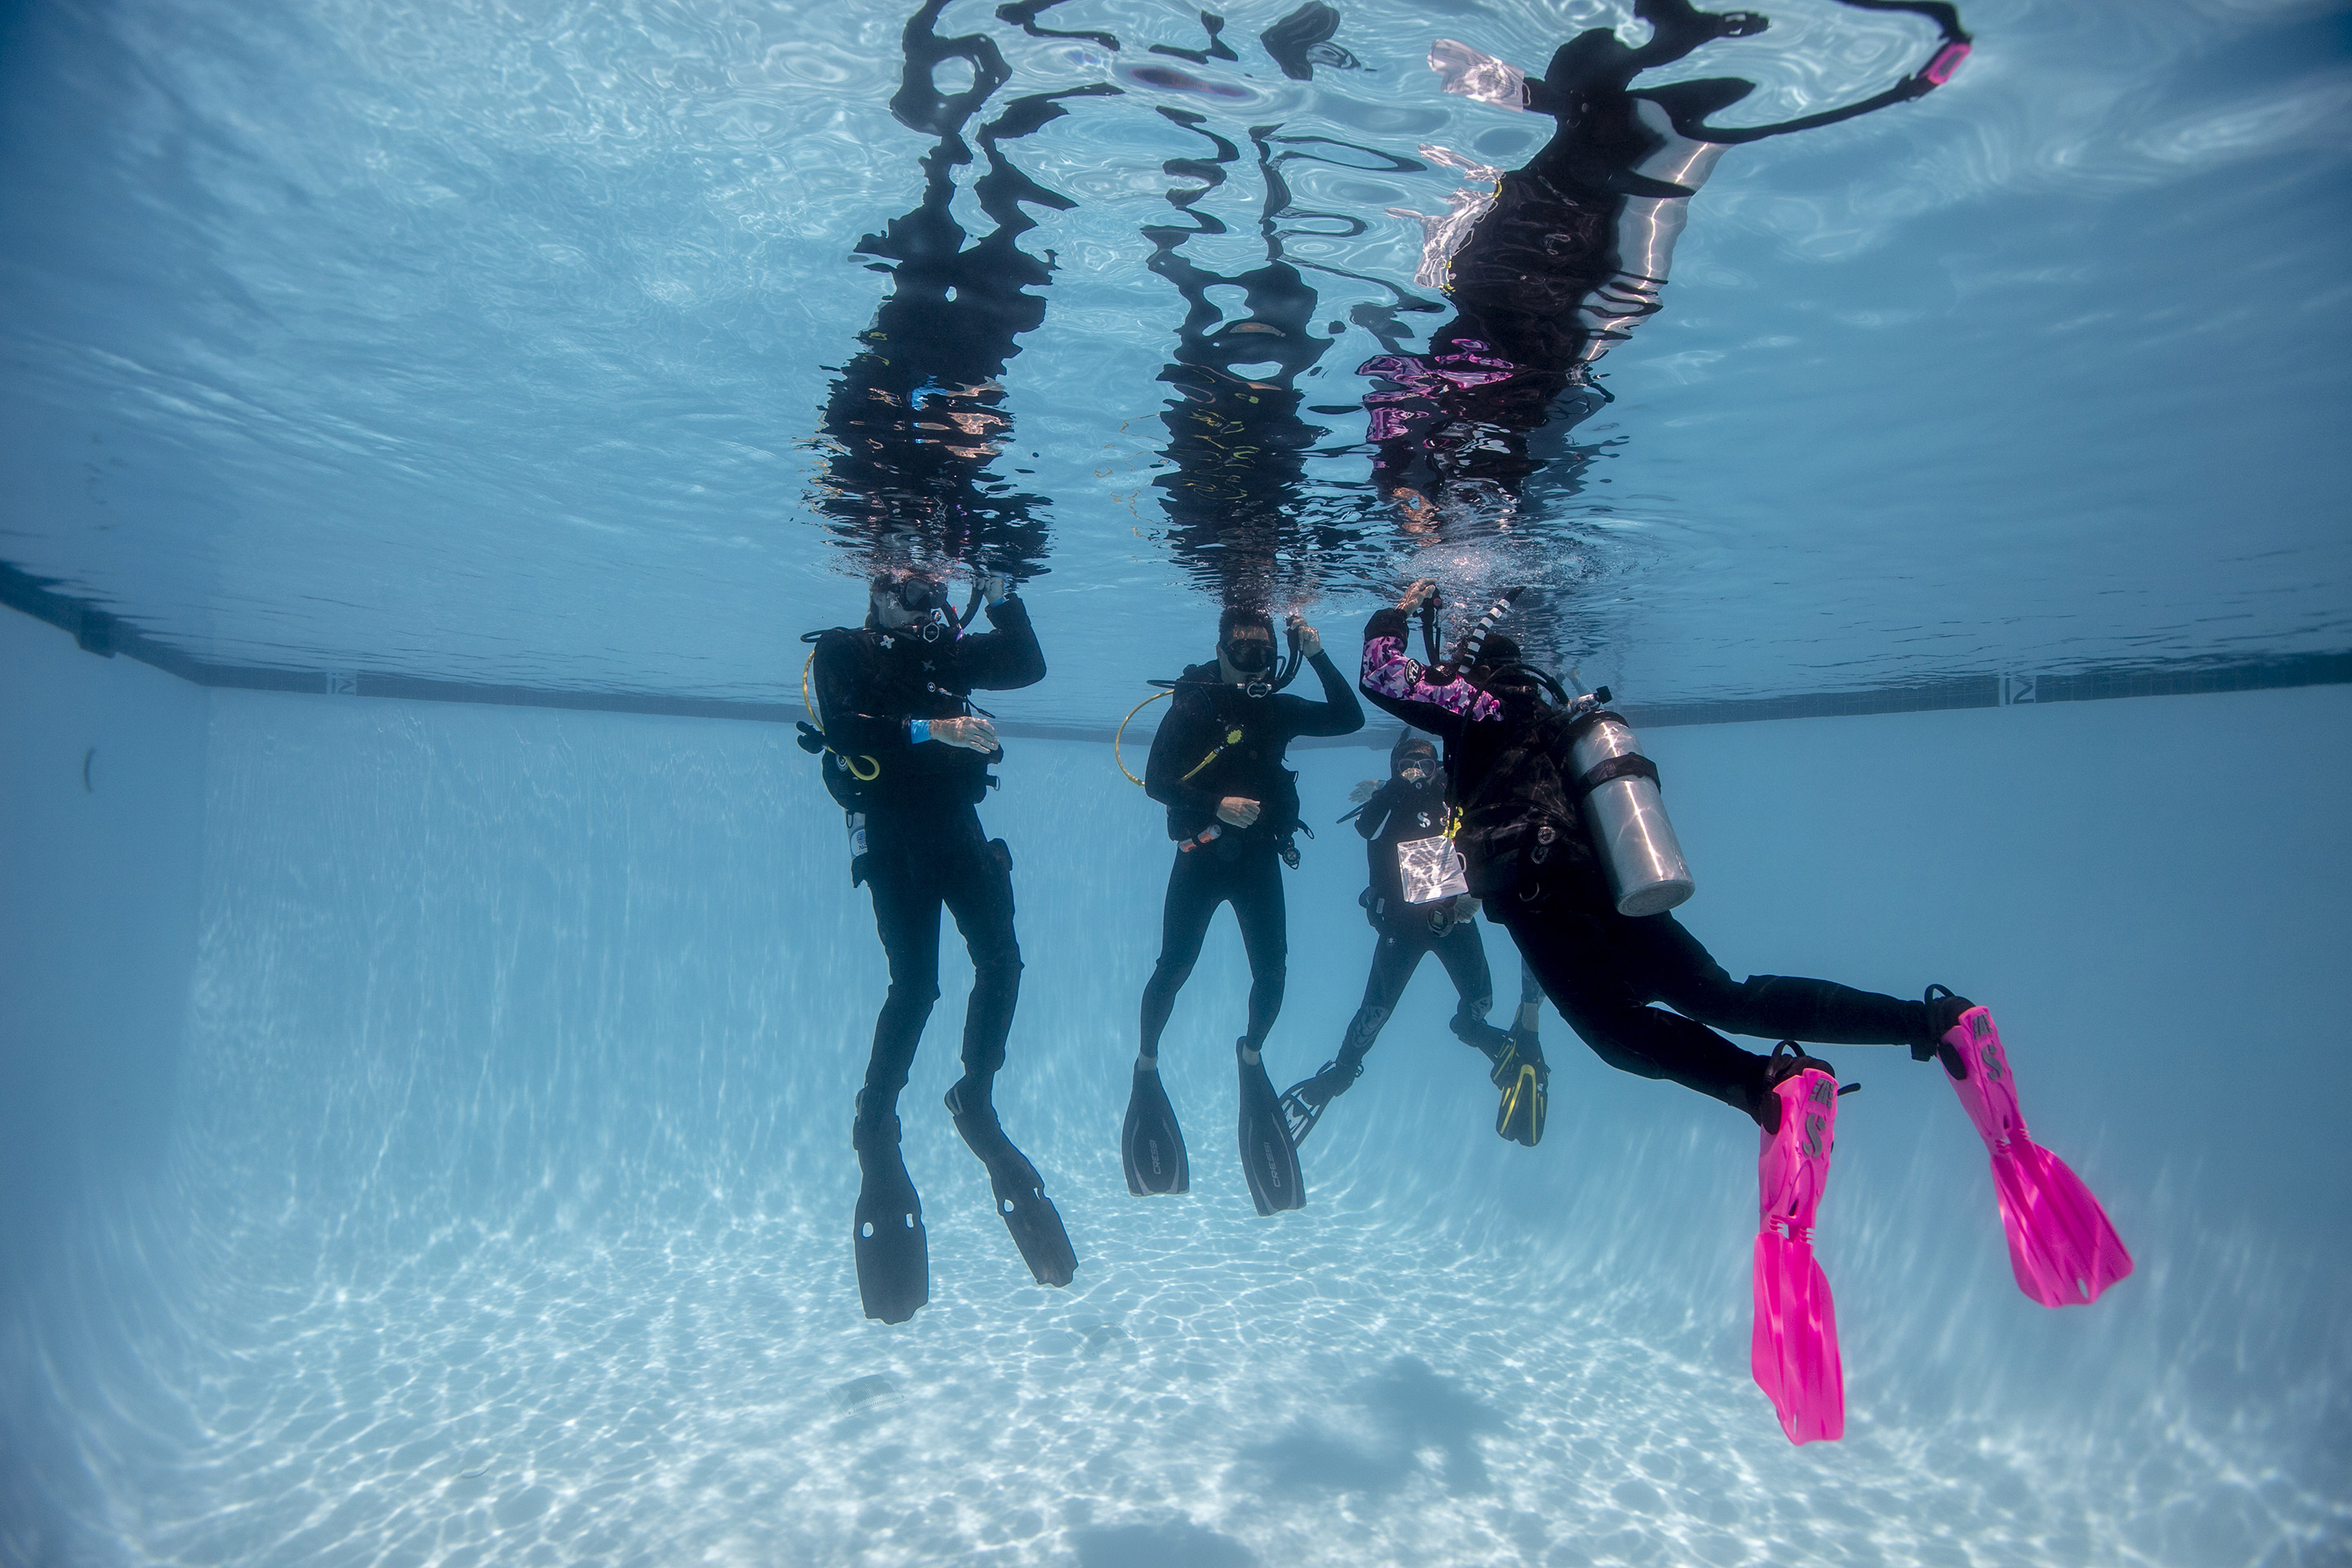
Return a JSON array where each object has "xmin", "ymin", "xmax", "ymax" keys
[
  {"xmin": 811, "ymin": 0, "xmax": 1116, "ymax": 572},
  {"xmin": 1143, "ymin": 110, "xmax": 1419, "ymax": 600},
  {"xmin": 1363, "ymin": 0, "xmax": 1971, "ymax": 522},
  {"xmin": 1120, "ymin": 608, "xmax": 1363, "ymax": 1215},
  {"xmin": 1359, "ymin": 579, "xmax": 2130, "ymax": 1445},
  {"xmin": 1281, "ymin": 732, "xmax": 1554, "ymax": 1147},
  {"xmin": 803, "ymin": 569, "xmax": 1074, "ymax": 1324}
]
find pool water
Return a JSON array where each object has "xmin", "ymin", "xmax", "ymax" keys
[{"xmin": 2, "ymin": 1, "xmax": 2347, "ymax": 1564}]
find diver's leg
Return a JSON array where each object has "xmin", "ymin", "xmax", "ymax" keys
[
  {"xmin": 1280, "ymin": 923, "xmax": 1425, "ymax": 1143},
  {"xmin": 1228, "ymin": 849, "xmax": 1303, "ymax": 1213},
  {"xmin": 859, "ymin": 817, "xmax": 946, "ymax": 1123},
  {"xmin": 1628, "ymin": 914, "xmax": 1932, "ymax": 1048},
  {"xmin": 938, "ymin": 826, "xmax": 1075, "ymax": 1287},
  {"xmin": 1230, "ymin": 849, "xmax": 1290, "ymax": 1053},
  {"xmin": 852, "ymin": 813, "xmax": 941, "ymax": 1322},
  {"xmin": 1517, "ymin": 954, "xmax": 1545, "ymax": 1032},
  {"xmin": 1126, "ymin": 849, "xmax": 1213, "ymax": 1196},
  {"xmin": 941, "ymin": 822, "xmax": 1022, "ymax": 1102},
  {"xmin": 1311, "ymin": 925, "xmax": 1427, "ymax": 1098},
  {"xmin": 1432, "ymin": 918, "xmax": 1511, "ymax": 1056},
  {"xmin": 1503, "ymin": 904, "xmax": 1771, "ymax": 1119},
  {"xmin": 1139, "ymin": 848, "xmax": 1218, "ymax": 1061},
  {"xmin": 1343, "ymin": 924, "xmax": 1425, "ymax": 1063}
]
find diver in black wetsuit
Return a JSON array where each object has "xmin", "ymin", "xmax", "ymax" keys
[
  {"xmin": 1120, "ymin": 608, "xmax": 1363, "ymax": 1215},
  {"xmin": 808, "ymin": 569, "xmax": 1075, "ymax": 1323},
  {"xmin": 1357, "ymin": 581, "xmax": 1974, "ymax": 1125},
  {"xmin": 1364, "ymin": 0, "xmax": 1971, "ymax": 528},
  {"xmin": 1280, "ymin": 731, "xmax": 1553, "ymax": 1148}
]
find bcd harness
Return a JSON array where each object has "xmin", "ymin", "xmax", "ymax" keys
[
  {"xmin": 1116, "ymin": 682, "xmax": 1311, "ymax": 868},
  {"xmin": 795, "ymin": 642, "xmax": 880, "ymax": 790},
  {"xmin": 1112, "ymin": 622, "xmax": 1307, "ymax": 787},
  {"xmin": 795, "ymin": 630, "xmax": 1002, "ymax": 803}
]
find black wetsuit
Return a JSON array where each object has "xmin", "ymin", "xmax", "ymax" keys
[
  {"xmin": 811, "ymin": 599, "xmax": 1045, "ymax": 1121},
  {"xmin": 1334, "ymin": 775, "xmax": 1512, "ymax": 1069},
  {"xmin": 1139, "ymin": 649, "xmax": 1364, "ymax": 1054},
  {"xmin": 1357, "ymin": 608, "xmax": 1936, "ymax": 1116}
]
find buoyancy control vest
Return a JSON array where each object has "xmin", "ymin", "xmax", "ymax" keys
[{"xmin": 1445, "ymin": 703, "xmax": 1611, "ymax": 909}]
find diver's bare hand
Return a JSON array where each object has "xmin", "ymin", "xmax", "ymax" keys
[
  {"xmin": 1217, "ymin": 796, "xmax": 1262, "ymax": 828},
  {"xmin": 931, "ymin": 715, "xmax": 998, "ymax": 752},
  {"xmin": 1288, "ymin": 616, "xmax": 1322, "ymax": 660},
  {"xmin": 980, "ymin": 572, "xmax": 1008, "ymax": 605},
  {"xmin": 1397, "ymin": 579, "xmax": 1439, "ymax": 613}
]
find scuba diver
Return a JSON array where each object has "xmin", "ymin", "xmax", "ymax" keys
[
  {"xmin": 1363, "ymin": 0, "xmax": 1971, "ymax": 530},
  {"xmin": 1121, "ymin": 607, "xmax": 1364, "ymax": 1215},
  {"xmin": 1279, "ymin": 731, "xmax": 1552, "ymax": 1148},
  {"xmin": 1356, "ymin": 579, "xmax": 2131, "ymax": 1444},
  {"xmin": 804, "ymin": 568, "xmax": 1075, "ymax": 1325}
]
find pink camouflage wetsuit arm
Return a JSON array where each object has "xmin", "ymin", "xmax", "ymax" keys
[{"xmin": 1356, "ymin": 605, "xmax": 1503, "ymax": 739}]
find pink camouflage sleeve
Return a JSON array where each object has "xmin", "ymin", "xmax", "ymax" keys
[{"xmin": 1361, "ymin": 633, "xmax": 1503, "ymax": 720}]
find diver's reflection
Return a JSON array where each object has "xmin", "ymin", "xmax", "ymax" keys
[
  {"xmin": 1141, "ymin": 108, "xmax": 1423, "ymax": 604},
  {"xmin": 810, "ymin": 0, "xmax": 1115, "ymax": 577},
  {"xmin": 1364, "ymin": 0, "xmax": 1971, "ymax": 533}
]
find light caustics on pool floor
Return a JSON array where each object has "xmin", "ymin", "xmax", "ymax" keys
[{"xmin": 28, "ymin": 1138, "xmax": 2350, "ymax": 1568}]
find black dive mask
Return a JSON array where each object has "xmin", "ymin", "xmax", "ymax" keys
[
  {"xmin": 882, "ymin": 578, "xmax": 954, "ymax": 642},
  {"xmin": 1396, "ymin": 757, "xmax": 1437, "ymax": 785},
  {"xmin": 1221, "ymin": 637, "xmax": 1275, "ymax": 675}
]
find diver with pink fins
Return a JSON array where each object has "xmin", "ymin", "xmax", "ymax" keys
[{"xmin": 1357, "ymin": 580, "xmax": 2131, "ymax": 1445}]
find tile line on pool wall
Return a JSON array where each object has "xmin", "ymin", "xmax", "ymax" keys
[{"xmin": 7, "ymin": 558, "xmax": 2348, "ymax": 742}]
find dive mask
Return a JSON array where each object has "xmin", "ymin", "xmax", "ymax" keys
[
  {"xmin": 883, "ymin": 577, "xmax": 956, "ymax": 641},
  {"xmin": 1222, "ymin": 637, "xmax": 1275, "ymax": 674}
]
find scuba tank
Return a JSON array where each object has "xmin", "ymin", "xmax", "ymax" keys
[
  {"xmin": 1563, "ymin": 697, "xmax": 1693, "ymax": 917},
  {"xmin": 1450, "ymin": 583, "xmax": 1692, "ymax": 918}
]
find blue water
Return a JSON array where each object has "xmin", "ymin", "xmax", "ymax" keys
[
  {"xmin": 2, "ymin": 0, "xmax": 2350, "ymax": 1563},
  {"xmin": 7, "ymin": 608, "xmax": 2351, "ymax": 1565}
]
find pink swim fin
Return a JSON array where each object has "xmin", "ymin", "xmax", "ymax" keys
[
  {"xmin": 1752, "ymin": 1056, "xmax": 1845, "ymax": 1446},
  {"xmin": 1937, "ymin": 1002, "xmax": 2132, "ymax": 1307}
]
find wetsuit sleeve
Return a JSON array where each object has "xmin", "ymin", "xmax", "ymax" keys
[
  {"xmin": 1356, "ymin": 783, "xmax": 1396, "ymax": 841},
  {"xmin": 1281, "ymin": 649, "xmax": 1366, "ymax": 739},
  {"xmin": 1144, "ymin": 691, "xmax": 1225, "ymax": 817},
  {"xmin": 813, "ymin": 635, "xmax": 920, "ymax": 761},
  {"xmin": 1358, "ymin": 608, "xmax": 1501, "ymax": 740},
  {"xmin": 952, "ymin": 594, "xmax": 1047, "ymax": 691}
]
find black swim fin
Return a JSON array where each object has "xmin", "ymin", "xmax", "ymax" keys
[
  {"xmin": 1491, "ymin": 1030, "xmax": 1548, "ymax": 1148},
  {"xmin": 1277, "ymin": 1055, "xmax": 1362, "ymax": 1147},
  {"xmin": 1236, "ymin": 1040, "xmax": 1306, "ymax": 1215},
  {"xmin": 1122, "ymin": 1064, "xmax": 1191, "ymax": 1195},
  {"xmin": 946, "ymin": 1085, "xmax": 1078, "ymax": 1289},
  {"xmin": 852, "ymin": 1111, "xmax": 929, "ymax": 1325}
]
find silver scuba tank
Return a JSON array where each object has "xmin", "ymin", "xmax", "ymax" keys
[{"xmin": 1566, "ymin": 709, "xmax": 1694, "ymax": 917}]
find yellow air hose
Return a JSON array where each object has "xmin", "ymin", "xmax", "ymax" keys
[{"xmin": 1114, "ymin": 688, "xmax": 1170, "ymax": 786}]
